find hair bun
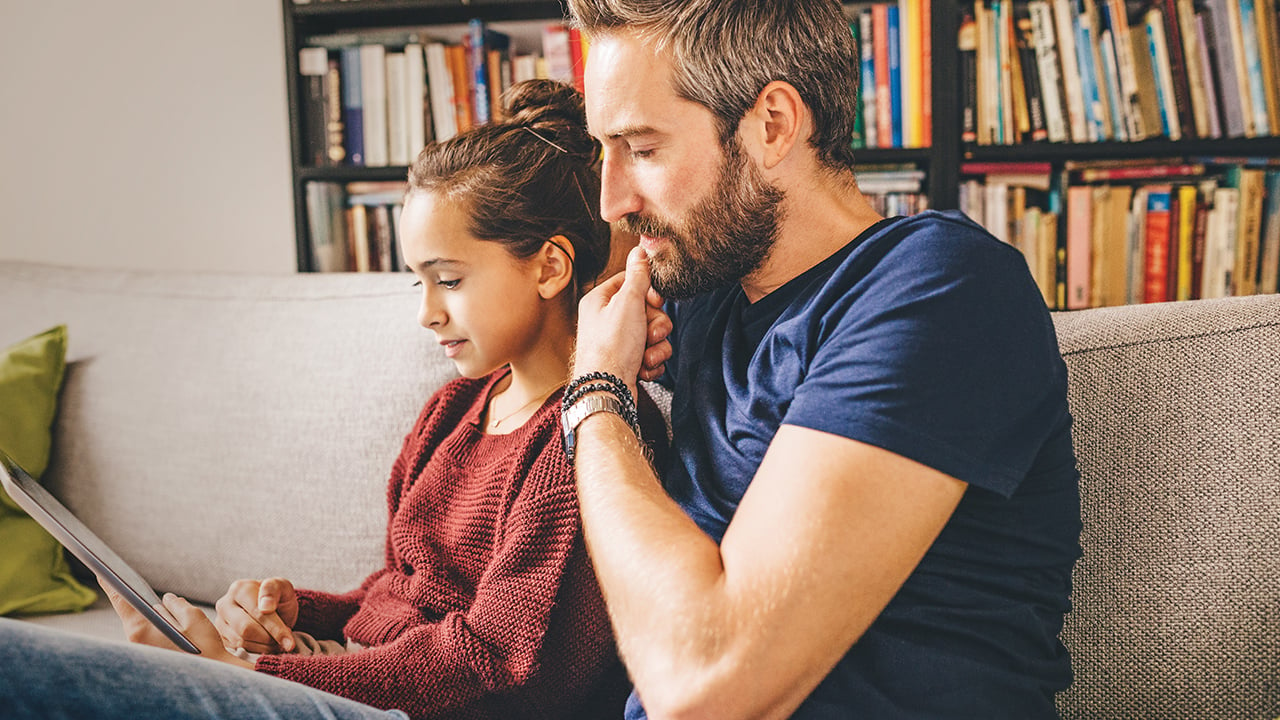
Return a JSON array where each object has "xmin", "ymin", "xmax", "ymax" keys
[{"xmin": 503, "ymin": 79, "xmax": 598, "ymax": 160}]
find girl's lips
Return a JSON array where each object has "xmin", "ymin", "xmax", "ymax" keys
[{"xmin": 441, "ymin": 340, "xmax": 466, "ymax": 358}]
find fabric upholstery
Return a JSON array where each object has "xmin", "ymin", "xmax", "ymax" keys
[
  {"xmin": 1052, "ymin": 295, "xmax": 1280, "ymax": 719},
  {"xmin": 0, "ymin": 262, "xmax": 453, "ymax": 604}
]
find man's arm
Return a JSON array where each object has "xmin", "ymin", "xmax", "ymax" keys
[{"xmin": 572, "ymin": 248, "xmax": 967, "ymax": 720}]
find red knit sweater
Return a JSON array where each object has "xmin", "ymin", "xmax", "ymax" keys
[{"xmin": 255, "ymin": 372, "xmax": 628, "ymax": 719}]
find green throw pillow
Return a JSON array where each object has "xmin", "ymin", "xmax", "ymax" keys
[{"xmin": 0, "ymin": 325, "xmax": 97, "ymax": 616}]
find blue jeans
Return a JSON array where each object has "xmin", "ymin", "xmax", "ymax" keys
[{"xmin": 0, "ymin": 619, "xmax": 409, "ymax": 720}]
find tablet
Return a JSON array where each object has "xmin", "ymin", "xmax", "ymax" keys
[{"xmin": 0, "ymin": 451, "xmax": 201, "ymax": 654}]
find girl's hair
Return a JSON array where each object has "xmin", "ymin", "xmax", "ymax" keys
[
  {"xmin": 407, "ymin": 80, "xmax": 610, "ymax": 295},
  {"xmin": 567, "ymin": 0, "xmax": 859, "ymax": 173}
]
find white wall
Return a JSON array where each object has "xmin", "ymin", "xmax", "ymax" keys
[{"xmin": 0, "ymin": 1, "xmax": 296, "ymax": 274}]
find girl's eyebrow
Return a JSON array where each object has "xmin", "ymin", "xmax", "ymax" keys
[{"xmin": 415, "ymin": 258, "xmax": 466, "ymax": 270}]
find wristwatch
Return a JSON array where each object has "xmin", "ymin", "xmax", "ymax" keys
[{"xmin": 562, "ymin": 393, "xmax": 627, "ymax": 462}]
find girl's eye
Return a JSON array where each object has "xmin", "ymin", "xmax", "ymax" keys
[
  {"xmin": 437, "ymin": 279, "xmax": 461, "ymax": 289},
  {"xmin": 411, "ymin": 280, "xmax": 422, "ymax": 288}
]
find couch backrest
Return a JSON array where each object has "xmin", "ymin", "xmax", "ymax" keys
[
  {"xmin": 1051, "ymin": 294, "xmax": 1280, "ymax": 719},
  {"xmin": 0, "ymin": 262, "xmax": 455, "ymax": 604}
]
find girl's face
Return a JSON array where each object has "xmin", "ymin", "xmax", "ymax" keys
[{"xmin": 399, "ymin": 191, "xmax": 556, "ymax": 378}]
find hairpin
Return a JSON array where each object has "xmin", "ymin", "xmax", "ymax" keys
[{"xmin": 522, "ymin": 126, "xmax": 569, "ymax": 154}]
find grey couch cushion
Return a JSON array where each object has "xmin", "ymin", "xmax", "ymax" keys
[
  {"xmin": 1052, "ymin": 295, "xmax": 1280, "ymax": 719},
  {"xmin": 0, "ymin": 262, "xmax": 454, "ymax": 604}
]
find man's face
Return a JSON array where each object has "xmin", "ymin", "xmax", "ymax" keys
[{"xmin": 584, "ymin": 32, "xmax": 783, "ymax": 298}]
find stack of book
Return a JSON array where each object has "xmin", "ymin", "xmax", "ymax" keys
[
  {"xmin": 297, "ymin": 19, "xmax": 587, "ymax": 169},
  {"xmin": 851, "ymin": 0, "xmax": 933, "ymax": 149},
  {"xmin": 306, "ymin": 181, "xmax": 409, "ymax": 273},
  {"xmin": 961, "ymin": 159, "xmax": 1280, "ymax": 308},
  {"xmin": 855, "ymin": 164, "xmax": 931, "ymax": 215},
  {"xmin": 959, "ymin": 0, "xmax": 1280, "ymax": 145}
]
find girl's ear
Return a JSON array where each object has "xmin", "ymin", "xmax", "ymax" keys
[{"xmin": 536, "ymin": 235, "xmax": 576, "ymax": 300}]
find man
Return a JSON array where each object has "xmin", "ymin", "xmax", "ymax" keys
[{"xmin": 559, "ymin": 1, "xmax": 1083, "ymax": 718}]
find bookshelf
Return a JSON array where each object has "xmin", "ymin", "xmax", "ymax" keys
[{"xmin": 282, "ymin": 0, "xmax": 1279, "ymax": 307}]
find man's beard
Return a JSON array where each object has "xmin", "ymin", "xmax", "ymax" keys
[{"xmin": 617, "ymin": 138, "xmax": 784, "ymax": 299}]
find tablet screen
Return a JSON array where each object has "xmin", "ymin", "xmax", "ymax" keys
[{"xmin": 0, "ymin": 451, "xmax": 200, "ymax": 654}]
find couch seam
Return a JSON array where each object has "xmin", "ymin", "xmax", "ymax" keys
[{"xmin": 1059, "ymin": 318, "xmax": 1280, "ymax": 357}]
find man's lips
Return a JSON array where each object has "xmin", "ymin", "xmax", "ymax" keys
[{"xmin": 638, "ymin": 234, "xmax": 669, "ymax": 253}]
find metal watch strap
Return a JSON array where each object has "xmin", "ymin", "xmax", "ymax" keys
[{"xmin": 561, "ymin": 393, "xmax": 627, "ymax": 463}]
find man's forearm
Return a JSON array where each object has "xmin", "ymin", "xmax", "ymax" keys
[{"xmin": 573, "ymin": 411, "xmax": 731, "ymax": 698}]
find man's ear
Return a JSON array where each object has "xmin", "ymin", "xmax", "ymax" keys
[
  {"xmin": 741, "ymin": 80, "xmax": 806, "ymax": 170},
  {"xmin": 536, "ymin": 235, "xmax": 576, "ymax": 299}
]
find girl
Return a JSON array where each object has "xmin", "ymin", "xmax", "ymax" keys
[{"xmin": 0, "ymin": 80, "xmax": 660, "ymax": 720}]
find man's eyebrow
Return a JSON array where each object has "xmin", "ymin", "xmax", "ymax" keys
[{"xmin": 603, "ymin": 124, "xmax": 662, "ymax": 141}]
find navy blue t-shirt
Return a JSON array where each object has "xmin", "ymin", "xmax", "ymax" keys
[{"xmin": 626, "ymin": 211, "xmax": 1082, "ymax": 719}]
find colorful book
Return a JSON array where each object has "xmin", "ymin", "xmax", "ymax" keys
[
  {"xmin": 1143, "ymin": 185, "xmax": 1174, "ymax": 303},
  {"xmin": 1237, "ymin": 0, "xmax": 1272, "ymax": 135},
  {"xmin": 1066, "ymin": 184, "xmax": 1094, "ymax": 309},
  {"xmin": 888, "ymin": 4, "xmax": 904, "ymax": 148},
  {"xmin": 860, "ymin": 10, "xmax": 880, "ymax": 148},
  {"xmin": 1050, "ymin": 0, "xmax": 1089, "ymax": 142},
  {"xmin": 1028, "ymin": 1, "xmax": 1069, "ymax": 142},
  {"xmin": 339, "ymin": 46, "xmax": 364, "ymax": 166},
  {"xmin": 875, "ymin": 4, "xmax": 894, "ymax": 147}
]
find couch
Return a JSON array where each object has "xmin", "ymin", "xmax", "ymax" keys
[{"xmin": 1, "ymin": 260, "xmax": 1276, "ymax": 719}]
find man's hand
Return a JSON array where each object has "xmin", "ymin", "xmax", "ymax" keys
[
  {"xmin": 100, "ymin": 579, "xmax": 254, "ymax": 668},
  {"xmin": 578, "ymin": 246, "xmax": 672, "ymax": 387},
  {"xmin": 213, "ymin": 577, "xmax": 299, "ymax": 655}
]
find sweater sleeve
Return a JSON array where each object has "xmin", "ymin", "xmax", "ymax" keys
[{"xmin": 254, "ymin": 436, "xmax": 592, "ymax": 719}]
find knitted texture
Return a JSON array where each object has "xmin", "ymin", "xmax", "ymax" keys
[
  {"xmin": 1051, "ymin": 295, "xmax": 1280, "ymax": 719},
  {"xmin": 255, "ymin": 373, "xmax": 625, "ymax": 720}
]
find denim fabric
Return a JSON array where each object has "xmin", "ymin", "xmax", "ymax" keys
[{"xmin": 0, "ymin": 619, "xmax": 409, "ymax": 720}]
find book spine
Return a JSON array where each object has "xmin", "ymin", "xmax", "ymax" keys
[
  {"xmin": 1073, "ymin": 0, "xmax": 1107, "ymax": 141},
  {"xmin": 861, "ymin": 10, "xmax": 880, "ymax": 148},
  {"xmin": 324, "ymin": 59, "xmax": 346, "ymax": 165},
  {"xmin": 1050, "ymin": 0, "xmax": 1089, "ymax": 142},
  {"xmin": 359, "ymin": 44, "xmax": 389, "ymax": 167},
  {"xmin": 1029, "ymin": 1, "xmax": 1069, "ymax": 142},
  {"xmin": 888, "ymin": 4, "xmax": 904, "ymax": 148},
  {"xmin": 1098, "ymin": 29, "xmax": 1130, "ymax": 140},
  {"xmin": 1143, "ymin": 187, "xmax": 1173, "ymax": 303},
  {"xmin": 468, "ymin": 19, "xmax": 491, "ymax": 126},
  {"xmin": 1176, "ymin": 0, "xmax": 1213, "ymax": 137},
  {"xmin": 1176, "ymin": 183, "xmax": 1199, "ymax": 300},
  {"xmin": 920, "ymin": 0, "xmax": 933, "ymax": 145},
  {"xmin": 1066, "ymin": 184, "xmax": 1094, "ymax": 308},
  {"xmin": 1223, "ymin": 0, "xmax": 1257, "ymax": 136},
  {"xmin": 874, "ymin": 4, "xmax": 893, "ymax": 148},
  {"xmin": 1237, "ymin": 0, "xmax": 1272, "ymax": 134},
  {"xmin": 1259, "ymin": 169, "xmax": 1280, "ymax": 294},
  {"xmin": 1157, "ymin": 0, "xmax": 1198, "ymax": 137},
  {"xmin": 1147, "ymin": 10, "xmax": 1184, "ymax": 140},
  {"xmin": 299, "ymin": 47, "xmax": 329, "ymax": 167},
  {"xmin": 340, "ymin": 46, "xmax": 364, "ymax": 166}
]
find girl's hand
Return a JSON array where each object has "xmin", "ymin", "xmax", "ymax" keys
[
  {"xmin": 100, "ymin": 580, "xmax": 254, "ymax": 668},
  {"xmin": 213, "ymin": 577, "xmax": 299, "ymax": 655}
]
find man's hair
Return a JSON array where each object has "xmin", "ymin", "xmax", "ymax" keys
[
  {"xmin": 567, "ymin": 0, "xmax": 859, "ymax": 172},
  {"xmin": 408, "ymin": 79, "xmax": 611, "ymax": 294}
]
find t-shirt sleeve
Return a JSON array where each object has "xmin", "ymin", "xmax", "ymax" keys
[{"xmin": 785, "ymin": 221, "xmax": 1069, "ymax": 497}]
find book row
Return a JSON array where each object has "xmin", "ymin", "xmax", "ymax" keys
[
  {"xmin": 960, "ymin": 0, "xmax": 1280, "ymax": 145},
  {"xmin": 960, "ymin": 160, "xmax": 1280, "ymax": 309},
  {"xmin": 850, "ymin": 0, "xmax": 934, "ymax": 149},
  {"xmin": 298, "ymin": 20, "xmax": 586, "ymax": 168},
  {"xmin": 304, "ymin": 169, "xmax": 929, "ymax": 273}
]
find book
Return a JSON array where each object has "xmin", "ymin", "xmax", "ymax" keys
[
  {"xmin": 1222, "ymin": 0, "xmax": 1257, "ymax": 136},
  {"xmin": 1145, "ymin": 8, "xmax": 1184, "ymax": 140},
  {"xmin": 1190, "ymin": 180, "xmax": 1214, "ymax": 298},
  {"xmin": 903, "ymin": 0, "xmax": 924, "ymax": 147},
  {"xmin": 542, "ymin": 24, "xmax": 574, "ymax": 85},
  {"xmin": 1154, "ymin": 0, "xmax": 1198, "ymax": 137},
  {"xmin": 1128, "ymin": 26, "xmax": 1167, "ymax": 139},
  {"xmin": 973, "ymin": 1, "xmax": 993, "ymax": 144},
  {"xmin": 299, "ymin": 47, "xmax": 329, "ymax": 167},
  {"xmin": 359, "ymin": 44, "xmax": 389, "ymax": 167},
  {"xmin": 1072, "ymin": 0, "xmax": 1108, "ymax": 141},
  {"xmin": 404, "ymin": 43, "xmax": 428, "ymax": 156},
  {"xmin": 384, "ymin": 51, "xmax": 408, "ymax": 166},
  {"xmin": 1175, "ymin": 183, "xmax": 1199, "ymax": 300},
  {"xmin": 861, "ymin": 10, "xmax": 880, "ymax": 148},
  {"xmin": 1194, "ymin": 10, "xmax": 1224, "ymax": 138},
  {"xmin": 1228, "ymin": 166, "xmax": 1266, "ymax": 295},
  {"xmin": 1049, "ymin": 0, "xmax": 1089, "ymax": 142},
  {"xmin": 1091, "ymin": 183, "xmax": 1134, "ymax": 307},
  {"xmin": 1257, "ymin": 0, "xmax": 1280, "ymax": 132},
  {"xmin": 1236, "ymin": 0, "xmax": 1272, "ymax": 135},
  {"xmin": 339, "ymin": 46, "xmax": 364, "ymax": 165},
  {"xmin": 1259, "ymin": 169, "xmax": 1280, "ymax": 295},
  {"xmin": 1015, "ymin": 12, "xmax": 1049, "ymax": 142},
  {"xmin": 324, "ymin": 58, "xmax": 346, "ymax": 165},
  {"xmin": 1175, "ymin": 0, "xmax": 1213, "ymax": 137},
  {"xmin": 1098, "ymin": 27, "xmax": 1130, "ymax": 140},
  {"xmin": 305, "ymin": 182, "xmax": 348, "ymax": 272},
  {"xmin": 875, "ymin": 4, "xmax": 894, "ymax": 147},
  {"xmin": 888, "ymin": 4, "xmax": 904, "ymax": 147},
  {"xmin": 1066, "ymin": 184, "xmax": 1094, "ymax": 309},
  {"xmin": 1202, "ymin": 186, "xmax": 1239, "ymax": 297},
  {"xmin": 1203, "ymin": 0, "xmax": 1246, "ymax": 137},
  {"xmin": 920, "ymin": 0, "xmax": 933, "ymax": 145},
  {"xmin": 446, "ymin": 43, "xmax": 474, "ymax": 134},
  {"xmin": 1142, "ymin": 185, "xmax": 1174, "ymax": 303},
  {"xmin": 1028, "ymin": 1, "xmax": 1070, "ymax": 142},
  {"xmin": 425, "ymin": 43, "xmax": 457, "ymax": 142},
  {"xmin": 1127, "ymin": 185, "xmax": 1150, "ymax": 303}
]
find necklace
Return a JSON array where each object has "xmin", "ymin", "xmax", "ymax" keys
[{"xmin": 487, "ymin": 382, "xmax": 563, "ymax": 430}]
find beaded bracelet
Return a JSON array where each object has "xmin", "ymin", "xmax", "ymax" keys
[{"xmin": 562, "ymin": 371, "xmax": 641, "ymax": 436}]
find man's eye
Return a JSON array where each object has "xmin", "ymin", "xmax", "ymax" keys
[{"xmin": 631, "ymin": 148, "xmax": 655, "ymax": 159}]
